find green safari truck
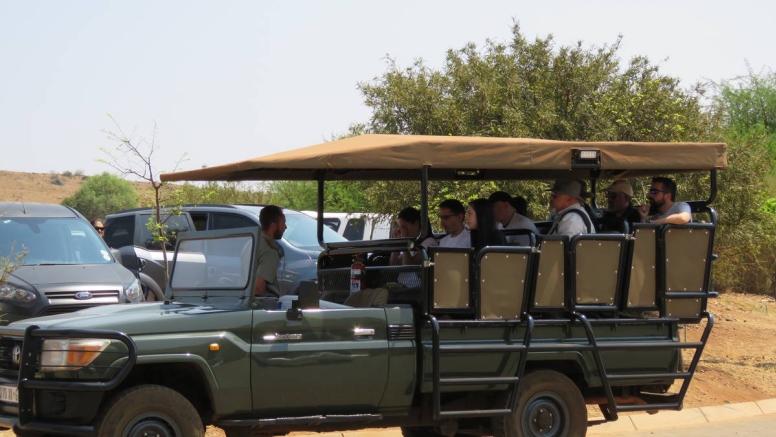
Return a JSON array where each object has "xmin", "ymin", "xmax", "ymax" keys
[{"xmin": 0, "ymin": 135, "xmax": 726, "ymax": 437}]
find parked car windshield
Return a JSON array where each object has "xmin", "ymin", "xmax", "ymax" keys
[
  {"xmin": 0, "ymin": 217, "xmax": 112, "ymax": 265},
  {"xmin": 283, "ymin": 211, "xmax": 346, "ymax": 251}
]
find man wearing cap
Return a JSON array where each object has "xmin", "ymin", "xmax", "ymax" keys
[
  {"xmin": 547, "ymin": 179, "xmax": 596, "ymax": 236},
  {"xmin": 488, "ymin": 191, "xmax": 538, "ymax": 245},
  {"xmin": 602, "ymin": 180, "xmax": 641, "ymax": 227}
]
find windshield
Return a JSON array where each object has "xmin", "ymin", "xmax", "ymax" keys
[
  {"xmin": 283, "ymin": 212, "xmax": 347, "ymax": 251},
  {"xmin": 0, "ymin": 217, "xmax": 113, "ymax": 265}
]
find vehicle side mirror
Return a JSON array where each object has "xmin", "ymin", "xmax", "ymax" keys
[
  {"xmin": 286, "ymin": 285, "xmax": 318, "ymax": 321},
  {"xmin": 110, "ymin": 248, "xmax": 122, "ymax": 264}
]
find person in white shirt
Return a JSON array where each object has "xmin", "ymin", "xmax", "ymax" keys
[
  {"xmin": 389, "ymin": 207, "xmax": 438, "ymax": 266},
  {"xmin": 488, "ymin": 191, "xmax": 538, "ymax": 245},
  {"xmin": 547, "ymin": 179, "xmax": 596, "ymax": 236},
  {"xmin": 437, "ymin": 199, "xmax": 470, "ymax": 248},
  {"xmin": 638, "ymin": 177, "xmax": 692, "ymax": 225}
]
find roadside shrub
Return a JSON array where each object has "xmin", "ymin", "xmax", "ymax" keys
[{"xmin": 62, "ymin": 172, "xmax": 139, "ymax": 220}]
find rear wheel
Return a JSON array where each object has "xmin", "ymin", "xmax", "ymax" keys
[
  {"xmin": 492, "ymin": 370, "xmax": 587, "ymax": 437},
  {"xmin": 95, "ymin": 384, "xmax": 204, "ymax": 437}
]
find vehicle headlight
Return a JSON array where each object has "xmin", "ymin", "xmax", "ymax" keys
[
  {"xmin": 0, "ymin": 284, "xmax": 37, "ymax": 302},
  {"xmin": 125, "ymin": 278, "xmax": 142, "ymax": 302},
  {"xmin": 41, "ymin": 338, "xmax": 110, "ymax": 372}
]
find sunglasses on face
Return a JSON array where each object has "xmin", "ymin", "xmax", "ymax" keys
[
  {"xmin": 95, "ymin": 227, "xmax": 104, "ymax": 230},
  {"xmin": 648, "ymin": 188, "xmax": 665, "ymax": 195},
  {"xmin": 437, "ymin": 214, "xmax": 457, "ymax": 220}
]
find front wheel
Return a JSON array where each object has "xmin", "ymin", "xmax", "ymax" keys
[
  {"xmin": 95, "ymin": 384, "xmax": 204, "ymax": 437},
  {"xmin": 492, "ymin": 370, "xmax": 587, "ymax": 437}
]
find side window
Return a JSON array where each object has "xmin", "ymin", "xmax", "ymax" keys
[
  {"xmin": 104, "ymin": 215, "xmax": 135, "ymax": 248},
  {"xmin": 189, "ymin": 212, "xmax": 208, "ymax": 231},
  {"xmin": 323, "ymin": 218, "xmax": 341, "ymax": 232},
  {"xmin": 209, "ymin": 213, "xmax": 258, "ymax": 230},
  {"xmin": 343, "ymin": 218, "xmax": 366, "ymax": 241},
  {"xmin": 139, "ymin": 214, "xmax": 191, "ymax": 250}
]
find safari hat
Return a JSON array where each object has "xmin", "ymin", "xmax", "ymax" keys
[
  {"xmin": 606, "ymin": 180, "xmax": 634, "ymax": 197},
  {"xmin": 547, "ymin": 179, "xmax": 587, "ymax": 202}
]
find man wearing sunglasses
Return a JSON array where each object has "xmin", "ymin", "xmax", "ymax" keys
[
  {"xmin": 638, "ymin": 177, "xmax": 692, "ymax": 225},
  {"xmin": 602, "ymin": 180, "xmax": 641, "ymax": 227}
]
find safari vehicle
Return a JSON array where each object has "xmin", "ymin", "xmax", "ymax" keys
[{"xmin": 0, "ymin": 135, "xmax": 726, "ymax": 437}]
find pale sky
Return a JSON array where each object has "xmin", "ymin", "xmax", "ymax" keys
[{"xmin": 1, "ymin": 0, "xmax": 772, "ymax": 177}]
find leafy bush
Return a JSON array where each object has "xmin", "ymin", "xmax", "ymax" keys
[{"xmin": 62, "ymin": 172, "xmax": 139, "ymax": 220}]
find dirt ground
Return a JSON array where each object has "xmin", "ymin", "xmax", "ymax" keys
[{"xmin": 1, "ymin": 171, "xmax": 775, "ymax": 435}]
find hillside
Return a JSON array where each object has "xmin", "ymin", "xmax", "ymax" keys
[{"xmin": 0, "ymin": 169, "xmax": 152, "ymax": 206}]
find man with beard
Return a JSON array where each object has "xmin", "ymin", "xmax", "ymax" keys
[
  {"xmin": 547, "ymin": 179, "xmax": 595, "ymax": 236},
  {"xmin": 638, "ymin": 177, "xmax": 692, "ymax": 225},
  {"xmin": 255, "ymin": 205, "xmax": 287, "ymax": 296}
]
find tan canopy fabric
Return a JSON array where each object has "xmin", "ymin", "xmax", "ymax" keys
[{"xmin": 161, "ymin": 134, "xmax": 727, "ymax": 182}]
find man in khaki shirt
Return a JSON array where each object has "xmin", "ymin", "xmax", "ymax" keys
[{"xmin": 255, "ymin": 205, "xmax": 287, "ymax": 297}]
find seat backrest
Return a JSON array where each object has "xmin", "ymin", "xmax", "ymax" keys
[
  {"xmin": 662, "ymin": 224, "xmax": 715, "ymax": 321},
  {"xmin": 344, "ymin": 287, "xmax": 389, "ymax": 307},
  {"xmin": 571, "ymin": 234, "xmax": 627, "ymax": 315},
  {"xmin": 477, "ymin": 247, "xmax": 532, "ymax": 320},
  {"xmin": 623, "ymin": 224, "xmax": 660, "ymax": 311},
  {"xmin": 500, "ymin": 229, "xmax": 537, "ymax": 247},
  {"xmin": 429, "ymin": 247, "xmax": 473, "ymax": 311},
  {"xmin": 531, "ymin": 236, "xmax": 568, "ymax": 311}
]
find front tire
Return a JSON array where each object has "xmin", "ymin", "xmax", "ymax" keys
[
  {"xmin": 493, "ymin": 370, "xmax": 587, "ymax": 437},
  {"xmin": 95, "ymin": 384, "xmax": 204, "ymax": 437}
]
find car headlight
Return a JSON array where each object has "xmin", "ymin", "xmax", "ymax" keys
[
  {"xmin": 125, "ymin": 278, "xmax": 142, "ymax": 302},
  {"xmin": 41, "ymin": 338, "xmax": 110, "ymax": 372},
  {"xmin": 0, "ymin": 284, "xmax": 37, "ymax": 302}
]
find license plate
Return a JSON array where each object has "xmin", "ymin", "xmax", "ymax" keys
[{"xmin": 0, "ymin": 385, "xmax": 18, "ymax": 404}]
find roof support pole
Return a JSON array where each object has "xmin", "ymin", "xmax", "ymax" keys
[{"xmin": 316, "ymin": 172, "xmax": 325, "ymax": 249}]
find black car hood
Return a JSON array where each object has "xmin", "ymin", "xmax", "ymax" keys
[{"xmin": 10, "ymin": 264, "xmax": 134, "ymax": 287}]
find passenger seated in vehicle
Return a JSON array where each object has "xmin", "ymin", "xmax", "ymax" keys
[
  {"xmin": 602, "ymin": 180, "xmax": 641, "ymax": 227},
  {"xmin": 546, "ymin": 179, "xmax": 596, "ymax": 236},
  {"xmin": 437, "ymin": 199, "xmax": 470, "ymax": 248},
  {"xmin": 488, "ymin": 191, "xmax": 537, "ymax": 245},
  {"xmin": 466, "ymin": 199, "xmax": 506, "ymax": 252},
  {"xmin": 637, "ymin": 177, "xmax": 692, "ymax": 225},
  {"xmin": 389, "ymin": 207, "xmax": 437, "ymax": 266}
]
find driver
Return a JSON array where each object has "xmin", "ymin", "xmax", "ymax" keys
[{"xmin": 255, "ymin": 205, "xmax": 287, "ymax": 296}]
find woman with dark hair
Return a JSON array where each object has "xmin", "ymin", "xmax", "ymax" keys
[
  {"xmin": 389, "ymin": 207, "xmax": 437, "ymax": 266},
  {"xmin": 466, "ymin": 199, "xmax": 505, "ymax": 252}
]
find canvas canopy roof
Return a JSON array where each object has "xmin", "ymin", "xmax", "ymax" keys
[{"xmin": 161, "ymin": 134, "xmax": 728, "ymax": 182}]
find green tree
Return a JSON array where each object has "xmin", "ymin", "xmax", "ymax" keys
[
  {"xmin": 350, "ymin": 23, "xmax": 721, "ymax": 218},
  {"xmin": 62, "ymin": 172, "xmax": 138, "ymax": 220}
]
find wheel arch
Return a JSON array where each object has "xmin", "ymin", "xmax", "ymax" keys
[{"xmin": 107, "ymin": 357, "xmax": 218, "ymax": 421}]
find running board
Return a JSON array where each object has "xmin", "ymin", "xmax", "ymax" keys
[{"xmin": 219, "ymin": 414, "xmax": 382, "ymax": 427}]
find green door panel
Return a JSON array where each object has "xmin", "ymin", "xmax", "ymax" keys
[{"xmin": 251, "ymin": 307, "xmax": 390, "ymax": 415}]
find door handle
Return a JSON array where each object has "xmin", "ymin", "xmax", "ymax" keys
[{"xmin": 353, "ymin": 328, "xmax": 375, "ymax": 339}]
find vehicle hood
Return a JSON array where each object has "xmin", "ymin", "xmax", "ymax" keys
[
  {"xmin": 7, "ymin": 301, "xmax": 250, "ymax": 335},
  {"xmin": 10, "ymin": 264, "xmax": 135, "ymax": 287}
]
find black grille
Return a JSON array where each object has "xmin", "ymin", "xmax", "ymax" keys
[
  {"xmin": 0, "ymin": 337, "xmax": 23, "ymax": 371},
  {"xmin": 388, "ymin": 325, "xmax": 416, "ymax": 340}
]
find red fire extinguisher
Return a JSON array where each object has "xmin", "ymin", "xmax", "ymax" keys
[{"xmin": 350, "ymin": 255, "xmax": 366, "ymax": 293}]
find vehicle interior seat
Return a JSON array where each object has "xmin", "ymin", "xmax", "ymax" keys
[
  {"xmin": 622, "ymin": 224, "xmax": 660, "ymax": 313},
  {"xmin": 477, "ymin": 247, "xmax": 532, "ymax": 320},
  {"xmin": 343, "ymin": 287, "xmax": 389, "ymax": 308},
  {"xmin": 661, "ymin": 223, "xmax": 715, "ymax": 322},
  {"xmin": 429, "ymin": 247, "xmax": 473, "ymax": 313},
  {"xmin": 570, "ymin": 234, "xmax": 627, "ymax": 317},
  {"xmin": 530, "ymin": 235, "xmax": 568, "ymax": 314}
]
